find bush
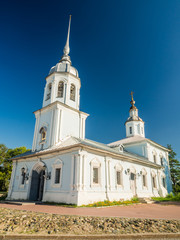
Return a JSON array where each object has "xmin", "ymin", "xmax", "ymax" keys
[{"xmin": 0, "ymin": 192, "xmax": 7, "ymax": 201}]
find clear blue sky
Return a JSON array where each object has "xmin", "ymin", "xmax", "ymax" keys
[{"xmin": 0, "ymin": 0, "xmax": 179, "ymax": 160}]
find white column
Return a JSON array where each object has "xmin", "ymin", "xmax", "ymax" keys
[
  {"xmin": 32, "ymin": 112, "xmax": 40, "ymax": 151},
  {"xmin": 81, "ymin": 154, "xmax": 85, "ymax": 190},
  {"xmin": 42, "ymin": 86, "xmax": 47, "ymax": 107},
  {"xmin": 75, "ymin": 154, "xmax": 80, "ymax": 191},
  {"xmin": 82, "ymin": 118, "xmax": 85, "ymax": 139},
  {"xmin": 55, "ymin": 106, "xmax": 60, "ymax": 144},
  {"xmin": 105, "ymin": 157, "xmax": 110, "ymax": 200},
  {"xmin": 76, "ymin": 88, "xmax": 79, "ymax": 110},
  {"xmin": 58, "ymin": 109, "xmax": 63, "ymax": 141},
  {"xmin": 7, "ymin": 161, "xmax": 17, "ymax": 199},
  {"xmin": 70, "ymin": 155, "xmax": 75, "ymax": 191},
  {"xmin": 78, "ymin": 153, "xmax": 83, "ymax": 191},
  {"xmin": 49, "ymin": 108, "xmax": 55, "ymax": 147},
  {"xmin": 79, "ymin": 115, "xmax": 82, "ymax": 138},
  {"xmin": 80, "ymin": 117, "xmax": 85, "ymax": 139},
  {"xmin": 108, "ymin": 159, "xmax": 111, "ymax": 191},
  {"xmin": 65, "ymin": 83, "xmax": 70, "ymax": 105},
  {"xmin": 51, "ymin": 80, "xmax": 56, "ymax": 103}
]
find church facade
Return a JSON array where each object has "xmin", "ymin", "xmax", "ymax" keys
[{"xmin": 7, "ymin": 17, "xmax": 172, "ymax": 205}]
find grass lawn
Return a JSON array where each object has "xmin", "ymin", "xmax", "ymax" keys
[
  {"xmin": 152, "ymin": 193, "xmax": 180, "ymax": 202},
  {"xmin": 80, "ymin": 198, "xmax": 139, "ymax": 207},
  {"xmin": 43, "ymin": 198, "xmax": 139, "ymax": 208}
]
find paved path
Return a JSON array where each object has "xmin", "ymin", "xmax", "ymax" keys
[{"xmin": 0, "ymin": 203, "xmax": 180, "ymax": 220}]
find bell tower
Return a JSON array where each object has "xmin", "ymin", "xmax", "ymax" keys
[
  {"xmin": 32, "ymin": 16, "xmax": 89, "ymax": 152},
  {"xmin": 125, "ymin": 92, "xmax": 145, "ymax": 138},
  {"xmin": 42, "ymin": 15, "xmax": 80, "ymax": 110}
]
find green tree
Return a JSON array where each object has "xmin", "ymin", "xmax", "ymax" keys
[
  {"xmin": 0, "ymin": 145, "xmax": 30, "ymax": 191},
  {"xmin": 167, "ymin": 144, "xmax": 180, "ymax": 193}
]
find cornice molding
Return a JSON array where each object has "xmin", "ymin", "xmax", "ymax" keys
[{"xmin": 33, "ymin": 101, "xmax": 89, "ymax": 117}]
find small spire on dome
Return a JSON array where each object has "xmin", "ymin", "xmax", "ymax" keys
[
  {"xmin": 63, "ymin": 15, "xmax": 71, "ymax": 56},
  {"xmin": 60, "ymin": 15, "xmax": 72, "ymax": 64},
  {"xmin": 130, "ymin": 91, "xmax": 137, "ymax": 110}
]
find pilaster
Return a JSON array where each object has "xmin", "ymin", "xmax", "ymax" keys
[{"xmin": 32, "ymin": 112, "xmax": 40, "ymax": 151}]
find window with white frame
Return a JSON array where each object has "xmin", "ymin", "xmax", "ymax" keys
[
  {"xmin": 90, "ymin": 158, "xmax": 101, "ymax": 186},
  {"xmin": 19, "ymin": 166, "xmax": 28, "ymax": 188},
  {"xmin": 115, "ymin": 164, "xmax": 123, "ymax": 187},
  {"xmin": 57, "ymin": 81, "xmax": 64, "ymax": 98},
  {"xmin": 142, "ymin": 174, "xmax": 147, "ymax": 187},
  {"xmin": 93, "ymin": 167, "xmax": 99, "ymax": 184},
  {"xmin": 142, "ymin": 168, "xmax": 147, "ymax": 188},
  {"xmin": 116, "ymin": 171, "xmax": 122, "ymax": 185},
  {"xmin": 160, "ymin": 156, "xmax": 163, "ymax": 166},
  {"xmin": 52, "ymin": 160, "xmax": 63, "ymax": 187},
  {"xmin": 153, "ymin": 154, "xmax": 157, "ymax": 164},
  {"xmin": 70, "ymin": 84, "xmax": 76, "ymax": 101},
  {"xmin": 46, "ymin": 83, "xmax": 52, "ymax": 100},
  {"xmin": 152, "ymin": 173, "xmax": 157, "ymax": 188},
  {"xmin": 129, "ymin": 126, "xmax": 132, "ymax": 134},
  {"xmin": 162, "ymin": 176, "xmax": 166, "ymax": 188},
  {"xmin": 39, "ymin": 127, "xmax": 47, "ymax": 142},
  {"xmin": 55, "ymin": 168, "xmax": 61, "ymax": 184}
]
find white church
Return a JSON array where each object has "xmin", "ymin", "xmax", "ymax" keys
[{"xmin": 7, "ymin": 17, "xmax": 172, "ymax": 205}]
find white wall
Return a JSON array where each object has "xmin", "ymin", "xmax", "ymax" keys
[
  {"xmin": 8, "ymin": 147, "xmax": 168, "ymax": 205},
  {"xmin": 32, "ymin": 102, "xmax": 88, "ymax": 151}
]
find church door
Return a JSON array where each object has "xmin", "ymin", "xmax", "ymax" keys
[
  {"xmin": 130, "ymin": 173, "xmax": 136, "ymax": 196},
  {"xmin": 29, "ymin": 169, "xmax": 45, "ymax": 201}
]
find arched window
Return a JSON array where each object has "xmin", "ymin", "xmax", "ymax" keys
[
  {"xmin": 90, "ymin": 158, "xmax": 101, "ymax": 186},
  {"xmin": 70, "ymin": 84, "xmax": 75, "ymax": 101},
  {"xmin": 152, "ymin": 151, "xmax": 157, "ymax": 164},
  {"xmin": 141, "ymin": 168, "xmax": 147, "ymax": 188},
  {"xmin": 162, "ymin": 176, "xmax": 166, "ymax": 188},
  {"xmin": 57, "ymin": 81, "xmax": 64, "ymax": 98},
  {"xmin": 151, "ymin": 171, "xmax": 157, "ymax": 188},
  {"xmin": 153, "ymin": 155, "xmax": 156, "ymax": 163},
  {"xmin": 46, "ymin": 83, "xmax": 52, "ymax": 100},
  {"xmin": 115, "ymin": 164, "xmax": 123, "ymax": 187},
  {"xmin": 160, "ymin": 155, "xmax": 163, "ymax": 166},
  {"xmin": 39, "ymin": 127, "xmax": 47, "ymax": 142}
]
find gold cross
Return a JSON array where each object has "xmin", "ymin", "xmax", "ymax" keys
[{"xmin": 130, "ymin": 91, "xmax": 134, "ymax": 101}]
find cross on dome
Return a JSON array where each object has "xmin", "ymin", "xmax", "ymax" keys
[{"xmin": 130, "ymin": 91, "xmax": 137, "ymax": 111}]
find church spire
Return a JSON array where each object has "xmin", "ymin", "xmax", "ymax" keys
[
  {"xmin": 60, "ymin": 15, "xmax": 72, "ymax": 64},
  {"xmin": 63, "ymin": 15, "xmax": 71, "ymax": 56}
]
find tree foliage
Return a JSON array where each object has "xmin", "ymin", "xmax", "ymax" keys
[
  {"xmin": 167, "ymin": 144, "xmax": 180, "ymax": 193},
  {"xmin": 0, "ymin": 144, "xmax": 30, "ymax": 191}
]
